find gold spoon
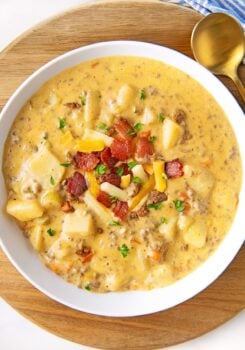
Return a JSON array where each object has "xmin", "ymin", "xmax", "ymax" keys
[{"xmin": 191, "ymin": 12, "xmax": 245, "ymax": 103}]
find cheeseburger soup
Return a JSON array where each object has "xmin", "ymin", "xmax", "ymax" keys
[{"xmin": 3, "ymin": 57, "xmax": 241, "ymax": 292}]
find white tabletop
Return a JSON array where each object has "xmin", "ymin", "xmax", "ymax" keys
[{"xmin": 0, "ymin": 1, "xmax": 244, "ymax": 349}]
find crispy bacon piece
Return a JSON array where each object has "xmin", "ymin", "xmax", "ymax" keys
[
  {"xmin": 110, "ymin": 138, "xmax": 134, "ymax": 161},
  {"xmin": 61, "ymin": 201, "xmax": 75, "ymax": 213},
  {"xmin": 66, "ymin": 172, "xmax": 87, "ymax": 197},
  {"xmin": 135, "ymin": 134, "xmax": 154, "ymax": 161},
  {"xmin": 73, "ymin": 152, "xmax": 100, "ymax": 171},
  {"xmin": 100, "ymin": 147, "xmax": 117, "ymax": 168},
  {"xmin": 165, "ymin": 159, "xmax": 184, "ymax": 179},
  {"xmin": 114, "ymin": 118, "xmax": 134, "ymax": 139},
  {"xmin": 97, "ymin": 190, "xmax": 112, "ymax": 208},
  {"xmin": 113, "ymin": 200, "xmax": 128, "ymax": 221},
  {"xmin": 64, "ymin": 102, "xmax": 81, "ymax": 109},
  {"xmin": 100, "ymin": 173, "xmax": 121, "ymax": 187}
]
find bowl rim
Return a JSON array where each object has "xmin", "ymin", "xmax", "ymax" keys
[{"xmin": 0, "ymin": 40, "xmax": 244, "ymax": 317}]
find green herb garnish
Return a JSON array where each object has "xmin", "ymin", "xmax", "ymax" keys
[
  {"xmin": 96, "ymin": 164, "xmax": 106, "ymax": 175},
  {"xmin": 157, "ymin": 113, "xmax": 165, "ymax": 122},
  {"xmin": 59, "ymin": 118, "xmax": 66, "ymax": 130},
  {"xmin": 117, "ymin": 166, "xmax": 124, "ymax": 176},
  {"xmin": 163, "ymin": 174, "xmax": 168, "ymax": 180},
  {"xmin": 50, "ymin": 176, "xmax": 55, "ymax": 186},
  {"xmin": 173, "ymin": 199, "xmax": 185, "ymax": 212},
  {"xmin": 110, "ymin": 196, "xmax": 118, "ymax": 203},
  {"xmin": 118, "ymin": 244, "xmax": 130, "ymax": 257},
  {"xmin": 109, "ymin": 220, "xmax": 122, "ymax": 226},
  {"xmin": 47, "ymin": 228, "xmax": 56, "ymax": 236},
  {"xmin": 139, "ymin": 89, "xmax": 146, "ymax": 100},
  {"xmin": 97, "ymin": 122, "xmax": 107, "ymax": 131},
  {"xmin": 161, "ymin": 217, "xmax": 167, "ymax": 224},
  {"xmin": 134, "ymin": 122, "xmax": 143, "ymax": 132},
  {"xmin": 148, "ymin": 135, "xmax": 156, "ymax": 143},
  {"xmin": 60, "ymin": 162, "xmax": 71, "ymax": 168},
  {"xmin": 84, "ymin": 284, "xmax": 90, "ymax": 291},
  {"xmin": 128, "ymin": 161, "xmax": 137, "ymax": 170},
  {"xmin": 132, "ymin": 177, "xmax": 142, "ymax": 184},
  {"xmin": 147, "ymin": 202, "xmax": 163, "ymax": 210},
  {"xmin": 79, "ymin": 95, "xmax": 86, "ymax": 106}
]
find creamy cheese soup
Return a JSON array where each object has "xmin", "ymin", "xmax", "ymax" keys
[{"xmin": 3, "ymin": 56, "xmax": 241, "ymax": 292}]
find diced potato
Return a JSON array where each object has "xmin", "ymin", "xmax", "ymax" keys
[
  {"xmin": 60, "ymin": 130, "xmax": 75, "ymax": 150},
  {"xmin": 83, "ymin": 191, "xmax": 115, "ymax": 223},
  {"xmin": 143, "ymin": 163, "xmax": 153, "ymax": 175},
  {"xmin": 25, "ymin": 145, "xmax": 65, "ymax": 189},
  {"xmin": 104, "ymin": 273, "xmax": 127, "ymax": 292},
  {"xmin": 48, "ymin": 239, "xmax": 73, "ymax": 259},
  {"xmin": 99, "ymin": 110, "xmax": 115, "ymax": 125},
  {"xmin": 29, "ymin": 225, "xmax": 43, "ymax": 251},
  {"xmin": 49, "ymin": 91, "xmax": 60, "ymax": 106},
  {"xmin": 62, "ymin": 210, "xmax": 94, "ymax": 237},
  {"xmin": 117, "ymin": 84, "xmax": 136, "ymax": 109},
  {"xmin": 141, "ymin": 107, "xmax": 155, "ymax": 124},
  {"xmin": 183, "ymin": 218, "xmax": 207, "ymax": 248},
  {"xmin": 186, "ymin": 167, "xmax": 214, "ymax": 198},
  {"xmin": 159, "ymin": 217, "xmax": 177, "ymax": 242},
  {"xmin": 83, "ymin": 128, "xmax": 113, "ymax": 146},
  {"xmin": 6, "ymin": 199, "xmax": 44, "ymax": 222},
  {"xmin": 84, "ymin": 90, "xmax": 101, "ymax": 127},
  {"xmin": 153, "ymin": 160, "xmax": 167, "ymax": 192},
  {"xmin": 177, "ymin": 215, "xmax": 193, "ymax": 231},
  {"xmin": 40, "ymin": 191, "xmax": 61, "ymax": 209},
  {"xmin": 76, "ymin": 139, "xmax": 105, "ymax": 152},
  {"xmin": 162, "ymin": 117, "xmax": 182, "ymax": 149},
  {"xmin": 129, "ymin": 175, "xmax": 155, "ymax": 210},
  {"xmin": 100, "ymin": 182, "xmax": 127, "ymax": 201},
  {"xmin": 120, "ymin": 174, "xmax": 131, "ymax": 189},
  {"xmin": 132, "ymin": 164, "xmax": 148, "ymax": 183},
  {"xmin": 85, "ymin": 171, "xmax": 100, "ymax": 197},
  {"xmin": 148, "ymin": 263, "xmax": 173, "ymax": 287}
]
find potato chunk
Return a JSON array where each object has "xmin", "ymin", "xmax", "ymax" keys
[
  {"xmin": 40, "ymin": 191, "xmax": 61, "ymax": 209},
  {"xmin": 6, "ymin": 199, "xmax": 44, "ymax": 222},
  {"xmin": 132, "ymin": 164, "xmax": 148, "ymax": 183},
  {"xmin": 162, "ymin": 117, "xmax": 182, "ymax": 149},
  {"xmin": 159, "ymin": 217, "xmax": 177, "ymax": 242},
  {"xmin": 117, "ymin": 84, "xmax": 136, "ymax": 109},
  {"xmin": 84, "ymin": 90, "xmax": 101, "ymax": 127},
  {"xmin": 83, "ymin": 128, "xmax": 113, "ymax": 146},
  {"xmin": 62, "ymin": 210, "xmax": 94, "ymax": 237},
  {"xmin": 186, "ymin": 167, "xmax": 214, "ymax": 198},
  {"xmin": 29, "ymin": 225, "xmax": 43, "ymax": 251},
  {"xmin": 25, "ymin": 145, "xmax": 65, "ymax": 189},
  {"xmin": 100, "ymin": 182, "xmax": 127, "ymax": 201},
  {"xmin": 183, "ymin": 218, "xmax": 207, "ymax": 248},
  {"xmin": 141, "ymin": 107, "xmax": 155, "ymax": 124}
]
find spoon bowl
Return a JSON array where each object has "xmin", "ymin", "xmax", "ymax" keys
[{"xmin": 191, "ymin": 13, "xmax": 245, "ymax": 102}]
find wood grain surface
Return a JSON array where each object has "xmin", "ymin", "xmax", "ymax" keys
[{"xmin": 0, "ymin": 1, "xmax": 244, "ymax": 349}]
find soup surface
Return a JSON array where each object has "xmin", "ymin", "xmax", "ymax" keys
[{"xmin": 3, "ymin": 56, "xmax": 241, "ymax": 292}]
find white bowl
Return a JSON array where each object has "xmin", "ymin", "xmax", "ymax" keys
[{"xmin": 0, "ymin": 41, "xmax": 244, "ymax": 317}]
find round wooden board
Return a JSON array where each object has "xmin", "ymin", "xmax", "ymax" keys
[{"xmin": 0, "ymin": 1, "xmax": 244, "ymax": 349}]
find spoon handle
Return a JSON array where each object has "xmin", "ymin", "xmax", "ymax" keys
[{"xmin": 232, "ymin": 72, "xmax": 245, "ymax": 104}]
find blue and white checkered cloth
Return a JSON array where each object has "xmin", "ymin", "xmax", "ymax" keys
[{"xmin": 169, "ymin": 0, "xmax": 245, "ymax": 30}]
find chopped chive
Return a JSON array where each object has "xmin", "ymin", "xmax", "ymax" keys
[
  {"xmin": 50, "ymin": 176, "xmax": 55, "ymax": 186},
  {"xmin": 117, "ymin": 166, "xmax": 124, "ymax": 176},
  {"xmin": 47, "ymin": 228, "xmax": 56, "ymax": 236},
  {"xmin": 148, "ymin": 135, "xmax": 156, "ymax": 143},
  {"xmin": 79, "ymin": 95, "xmax": 86, "ymax": 106},
  {"xmin": 139, "ymin": 89, "xmax": 146, "ymax": 100},
  {"xmin": 110, "ymin": 196, "xmax": 118, "ymax": 203},
  {"xmin": 147, "ymin": 202, "xmax": 163, "ymax": 210},
  {"xmin": 173, "ymin": 199, "xmax": 185, "ymax": 212},
  {"xmin": 157, "ymin": 113, "xmax": 165, "ymax": 122},
  {"xmin": 59, "ymin": 118, "xmax": 66, "ymax": 130},
  {"xmin": 134, "ymin": 122, "xmax": 143, "ymax": 132},
  {"xmin": 118, "ymin": 244, "xmax": 130, "ymax": 257},
  {"xmin": 109, "ymin": 220, "xmax": 122, "ymax": 226},
  {"xmin": 128, "ymin": 161, "xmax": 137, "ymax": 170},
  {"xmin": 60, "ymin": 162, "xmax": 71, "ymax": 168},
  {"xmin": 95, "ymin": 164, "xmax": 106, "ymax": 175},
  {"xmin": 163, "ymin": 173, "xmax": 168, "ymax": 180},
  {"xmin": 127, "ymin": 129, "xmax": 136, "ymax": 136},
  {"xmin": 161, "ymin": 217, "xmax": 167, "ymax": 224},
  {"xmin": 132, "ymin": 177, "xmax": 142, "ymax": 184},
  {"xmin": 97, "ymin": 122, "xmax": 107, "ymax": 131},
  {"xmin": 84, "ymin": 284, "xmax": 90, "ymax": 291}
]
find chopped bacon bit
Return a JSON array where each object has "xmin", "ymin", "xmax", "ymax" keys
[
  {"xmin": 61, "ymin": 201, "xmax": 75, "ymax": 213},
  {"xmin": 76, "ymin": 246, "xmax": 91, "ymax": 256},
  {"xmin": 165, "ymin": 159, "xmax": 184, "ymax": 179},
  {"xmin": 64, "ymin": 102, "xmax": 81, "ymax": 109},
  {"xmin": 151, "ymin": 249, "xmax": 162, "ymax": 261},
  {"xmin": 100, "ymin": 147, "xmax": 117, "ymax": 168},
  {"xmin": 91, "ymin": 61, "xmax": 100, "ymax": 68},
  {"xmin": 97, "ymin": 190, "xmax": 112, "ymax": 208},
  {"xmin": 99, "ymin": 173, "xmax": 121, "ymax": 187},
  {"xmin": 113, "ymin": 200, "xmax": 128, "ymax": 221},
  {"xmin": 184, "ymin": 203, "xmax": 191, "ymax": 214},
  {"xmin": 106, "ymin": 126, "xmax": 116, "ymax": 137},
  {"xmin": 110, "ymin": 138, "xmax": 134, "ymax": 161},
  {"xmin": 66, "ymin": 172, "xmax": 87, "ymax": 197},
  {"xmin": 82, "ymin": 251, "xmax": 94, "ymax": 263},
  {"xmin": 131, "ymin": 237, "xmax": 141, "ymax": 244},
  {"xmin": 114, "ymin": 118, "xmax": 134, "ymax": 139},
  {"xmin": 74, "ymin": 152, "xmax": 100, "ymax": 171},
  {"xmin": 135, "ymin": 134, "xmax": 154, "ymax": 161},
  {"xmin": 178, "ymin": 191, "xmax": 189, "ymax": 200}
]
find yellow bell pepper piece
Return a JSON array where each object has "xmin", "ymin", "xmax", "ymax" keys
[
  {"xmin": 76, "ymin": 139, "xmax": 105, "ymax": 152},
  {"xmin": 120, "ymin": 174, "xmax": 131, "ymax": 189},
  {"xmin": 129, "ymin": 175, "xmax": 155, "ymax": 210},
  {"xmin": 143, "ymin": 163, "xmax": 153, "ymax": 175},
  {"xmin": 153, "ymin": 160, "xmax": 167, "ymax": 192},
  {"xmin": 86, "ymin": 171, "xmax": 100, "ymax": 197},
  {"xmin": 60, "ymin": 130, "xmax": 74, "ymax": 149}
]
